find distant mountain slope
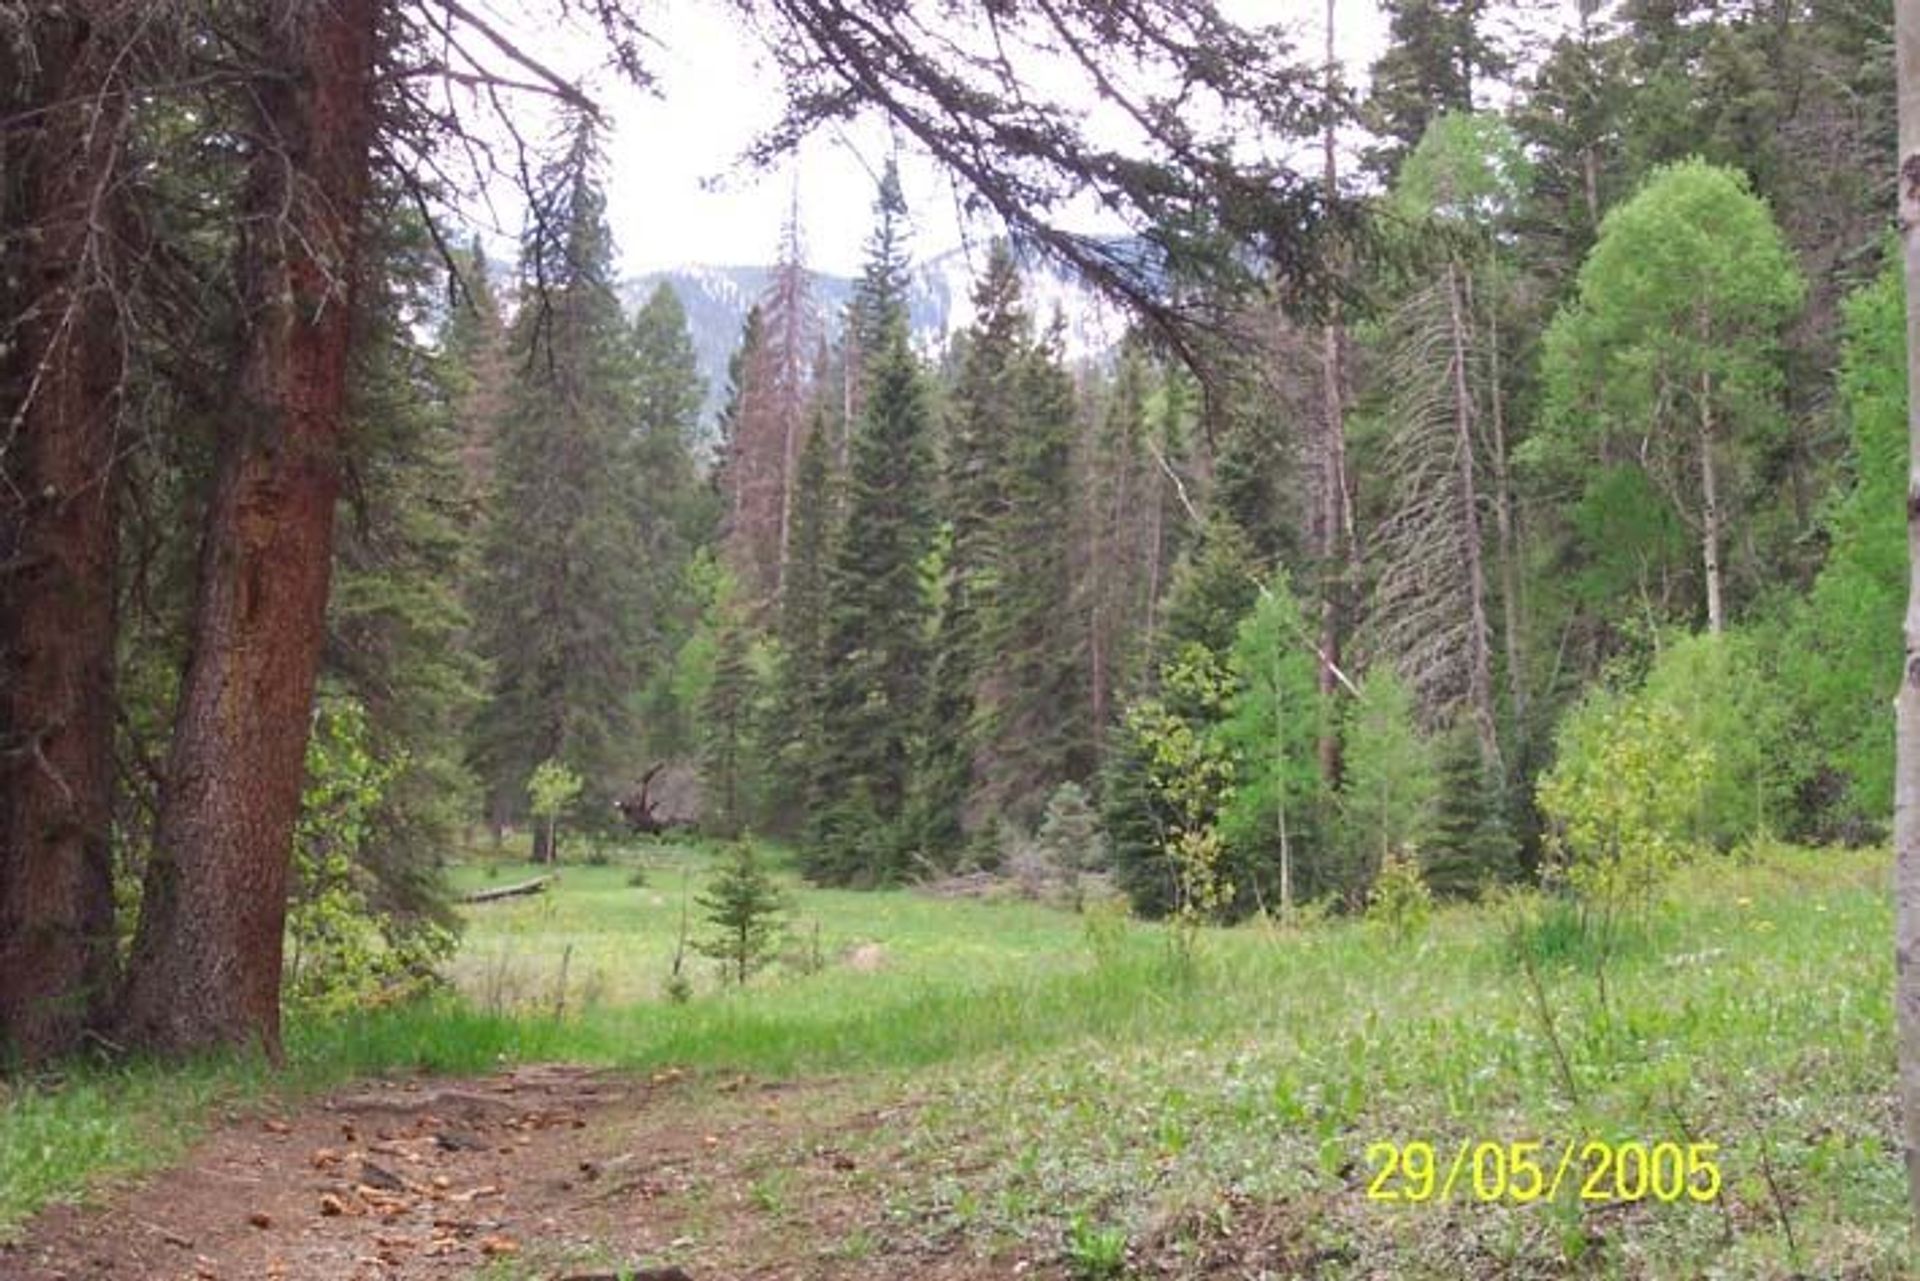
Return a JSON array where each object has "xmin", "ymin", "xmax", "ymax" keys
[{"xmin": 622, "ymin": 248, "xmax": 1124, "ymax": 435}]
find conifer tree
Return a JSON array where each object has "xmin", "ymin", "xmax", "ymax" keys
[
  {"xmin": 1425, "ymin": 724, "xmax": 1516, "ymax": 896},
  {"xmin": 695, "ymin": 841, "xmax": 787, "ymax": 986},
  {"xmin": 719, "ymin": 216, "xmax": 817, "ymax": 608},
  {"xmin": 849, "ymin": 157, "xmax": 914, "ymax": 386},
  {"xmin": 327, "ymin": 210, "xmax": 484, "ymax": 914},
  {"xmin": 910, "ymin": 242, "xmax": 1027, "ymax": 855},
  {"xmin": 701, "ymin": 610, "xmax": 755, "ymax": 838},
  {"xmin": 628, "ymin": 283, "xmax": 711, "ymax": 759},
  {"xmin": 442, "ymin": 240, "xmax": 511, "ymax": 507},
  {"xmin": 807, "ymin": 316, "xmax": 936, "ymax": 884},
  {"xmin": 770, "ymin": 410, "xmax": 837, "ymax": 827},
  {"xmin": 1365, "ymin": 0, "xmax": 1509, "ymax": 180},
  {"xmin": 468, "ymin": 121, "xmax": 647, "ymax": 854},
  {"xmin": 977, "ymin": 316, "xmax": 1090, "ymax": 820}
]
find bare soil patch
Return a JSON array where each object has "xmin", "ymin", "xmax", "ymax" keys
[{"xmin": 0, "ymin": 1065, "xmax": 1045, "ymax": 1281}]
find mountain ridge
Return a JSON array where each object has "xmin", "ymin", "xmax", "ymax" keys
[{"xmin": 621, "ymin": 247, "xmax": 1125, "ymax": 433}]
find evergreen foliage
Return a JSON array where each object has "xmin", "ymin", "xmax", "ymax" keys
[
  {"xmin": 694, "ymin": 841, "xmax": 788, "ymax": 986},
  {"xmin": 468, "ymin": 122, "xmax": 649, "ymax": 827},
  {"xmin": 806, "ymin": 316, "xmax": 937, "ymax": 884}
]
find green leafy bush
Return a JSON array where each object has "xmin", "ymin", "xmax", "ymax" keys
[
  {"xmin": 1367, "ymin": 851, "xmax": 1434, "ymax": 943},
  {"xmin": 287, "ymin": 697, "xmax": 454, "ymax": 1014},
  {"xmin": 1537, "ymin": 691, "xmax": 1711, "ymax": 923}
]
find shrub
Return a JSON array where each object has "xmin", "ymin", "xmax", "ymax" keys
[
  {"xmin": 1537, "ymin": 691, "xmax": 1710, "ymax": 925},
  {"xmin": 1367, "ymin": 851, "xmax": 1434, "ymax": 943},
  {"xmin": 1036, "ymin": 781, "xmax": 1109, "ymax": 873},
  {"xmin": 286, "ymin": 697, "xmax": 455, "ymax": 1014}
]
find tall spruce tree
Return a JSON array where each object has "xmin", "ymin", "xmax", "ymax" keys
[
  {"xmin": 1364, "ymin": 0, "xmax": 1509, "ymax": 180},
  {"xmin": 977, "ymin": 315, "xmax": 1089, "ymax": 820},
  {"xmin": 326, "ymin": 205, "xmax": 484, "ymax": 920},
  {"xmin": 807, "ymin": 315, "xmax": 936, "ymax": 884},
  {"xmin": 770, "ymin": 409, "xmax": 837, "ymax": 828},
  {"xmin": 911, "ymin": 243, "xmax": 1028, "ymax": 856},
  {"xmin": 628, "ymin": 283, "xmax": 711, "ymax": 760},
  {"xmin": 467, "ymin": 122, "xmax": 647, "ymax": 862}
]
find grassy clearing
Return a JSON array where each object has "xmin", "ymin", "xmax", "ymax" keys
[{"xmin": 2, "ymin": 839, "xmax": 1911, "ymax": 1277}]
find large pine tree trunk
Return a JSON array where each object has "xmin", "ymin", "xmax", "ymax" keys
[
  {"xmin": 1891, "ymin": 0, "xmax": 1920, "ymax": 1233},
  {"xmin": 119, "ymin": 0, "xmax": 379, "ymax": 1059},
  {"xmin": 0, "ymin": 6, "xmax": 126, "ymax": 1062}
]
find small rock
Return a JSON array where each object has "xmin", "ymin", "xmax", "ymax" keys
[
  {"xmin": 357, "ymin": 1160, "xmax": 406, "ymax": 1192},
  {"xmin": 247, "ymin": 1212, "xmax": 273, "ymax": 1230}
]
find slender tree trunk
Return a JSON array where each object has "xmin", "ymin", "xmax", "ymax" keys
[
  {"xmin": 1889, "ymin": 0, "xmax": 1920, "ymax": 1235},
  {"xmin": 120, "ymin": 0, "xmax": 380, "ymax": 1059},
  {"xmin": 1272, "ymin": 643, "xmax": 1292, "ymax": 916},
  {"xmin": 0, "ymin": 5, "xmax": 126, "ymax": 1062},
  {"xmin": 1443, "ymin": 261, "xmax": 1499, "ymax": 765},
  {"xmin": 1480, "ymin": 275, "xmax": 1527, "ymax": 728},
  {"xmin": 1315, "ymin": 0, "xmax": 1350, "ymax": 788},
  {"xmin": 1698, "ymin": 370, "xmax": 1726, "ymax": 635}
]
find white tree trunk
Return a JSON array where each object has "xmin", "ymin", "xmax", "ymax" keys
[
  {"xmin": 1698, "ymin": 370, "xmax": 1726, "ymax": 635},
  {"xmin": 1893, "ymin": 0, "xmax": 1920, "ymax": 1235}
]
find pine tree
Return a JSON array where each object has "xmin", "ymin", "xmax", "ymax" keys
[
  {"xmin": 327, "ymin": 206, "xmax": 484, "ymax": 917},
  {"xmin": 850, "ymin": 157, "xmax": 914, "ymax": 379},
  {"xmin": 977, "ymin": 314, "xmax": 1090, "ymax": 821},
  {"xmin": 769, "ymin": 409, "xmax": 837, "ymax": 828},
  {"xmin": 910, "ymin": 242, "xmax": 1027, "ymax": 856},
  {"xmin": 629, "ymin": 283, "xmax": 712, "ymax": 759},
  {"xmin": 694, "ymin": 841, "xmax": 787, "ymax": 986},
  {"xmin": 442, "ymin": 239, "xmax": 511, "ymax": 507},
  {"xmin": 467, "ymin": 121, "xmax": 647, "ymax": 855},
  {"xmin": 701, "ymin": 610, "xmax": 755, "ymax": 838},
  {"xmin": 1368, "ymin": 113, "xmax": 1532, "ymax": 764},
  {"xmin": 1425, "ymin": 723, "xmax": 1516, "ymax": 897},
  {"xmin": 719, "ymin": 215, "xmax": 817, "ymax": 608},
  {"xmin": 808, "ymin": 317, "xmax": 936, "ymax": 884},
  {"xmin": 1364, "ymin": 0, "xmax": 1509, "ymax": 180}
]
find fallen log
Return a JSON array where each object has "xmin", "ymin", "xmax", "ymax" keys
[{"xmin": 460, "ymin": 875, "xmax": 552, "ymax": 904}]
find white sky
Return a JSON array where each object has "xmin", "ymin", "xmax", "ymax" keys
[{"xmin": 462, "ymin": 0, "xmax": 1566, "ymax": 278}]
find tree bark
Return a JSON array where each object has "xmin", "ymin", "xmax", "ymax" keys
[
  {"xmin": 1698, "ymin": 369, "xmax": 1726, "ymax": 635},
  {"xmin": 119, "ymin": 0, "xmax": 380, "ymax": 1059},
  {"xmin": 1314, "ymin": 0, "xmax": 1350, "ymax": 788},
  {"xmin": 0, "ymin": 5, "xmax": 127, "ymax": 1062},
  {"xmin": 1891, "ymin": 0, "xmax": 1920, "ymax": 1236}
]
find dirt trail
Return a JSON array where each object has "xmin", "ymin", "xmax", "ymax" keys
[{"xmin": 0, "ymin": 1065, "xmax": 1033, "ymax": 1281}]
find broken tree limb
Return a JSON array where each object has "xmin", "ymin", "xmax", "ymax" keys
[{"xmin": 460, "ymin": 875, "xmax": 552, "ymax": 904}]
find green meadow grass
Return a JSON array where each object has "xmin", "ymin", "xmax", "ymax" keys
[{"xmin": 1, "ymin": 839, "xmax": 1911, "ymax": 1277}]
